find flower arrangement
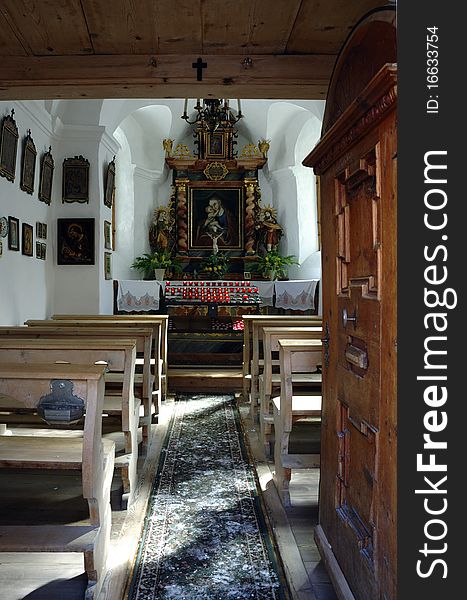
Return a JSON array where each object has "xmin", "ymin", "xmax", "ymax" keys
[
  {"xmin": 252, "ymin": 250, "xmax": 299, "ymax": 280},
  {"xmin": 131, "ymin": 250, "xmax": 182, "ymax": 279},
  {"xmin": 200, "ymin": 252, "xmax": 230, "ymax": 279}
]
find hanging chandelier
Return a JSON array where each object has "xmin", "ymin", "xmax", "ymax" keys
[{"xmin": 181, "ymin": 99, "xmax": 243, "ymax": 132}]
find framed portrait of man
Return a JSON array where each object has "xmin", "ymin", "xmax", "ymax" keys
[{"xmin": 188, "ymin": 185, "xmax": 244, "ymax": 251}]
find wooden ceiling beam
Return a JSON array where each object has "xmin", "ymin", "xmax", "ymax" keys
[{"xmin": 0, "ymin": 53, "xmax": 334, "ymax": 100}]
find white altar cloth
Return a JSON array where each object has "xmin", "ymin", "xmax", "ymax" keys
[
  {"xmin": 274, "ymin": 279, "xmax": 318, "ymax": 311},
  {"xmin": 117, "ymin": 280, "xmax": 164, "ymax": 312},
  {"xmin": 251, "ymin": 281, "xmax": 275, "ymax": 307}
]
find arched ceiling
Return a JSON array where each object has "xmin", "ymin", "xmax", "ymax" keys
[{"xmin": 0, "ymin": 0, "xmax": 388, "ymax": 100}]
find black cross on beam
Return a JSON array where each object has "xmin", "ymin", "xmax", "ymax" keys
[{"xmin": 192, "ymin": 57, "xmax": 207, "ymax": 81}]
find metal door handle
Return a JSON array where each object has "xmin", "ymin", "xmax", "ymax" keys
[{"xmin": 342, "ymin": 307, "xmax": 357, "ymax": 328}]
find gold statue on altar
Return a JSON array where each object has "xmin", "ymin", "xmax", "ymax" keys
[
  {"xmin": 149, "ymin": 206, "xmax": 173, "ymax": 252},
  {"xmin": 162, "ymin": 138, "xmax": 173, "ymax": 157}
]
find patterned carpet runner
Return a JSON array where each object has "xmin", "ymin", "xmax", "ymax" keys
[{"xmin": 128, "ymin": 394, "xmax": 287, "ymax": 600}]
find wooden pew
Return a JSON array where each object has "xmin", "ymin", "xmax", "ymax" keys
[
  {"xmin": 272, "ymin": 339, "xmax": 323, "ymax": 507},
  {"xmin": 0, "ymin": 338, "xmax": 140, "ymax": 509},
  {"xmin": 0, "ymin": 363, "xmax": 113, "ymax": 599},
  {"xmin": 258, "ymin": 326, "xmax": 322, "ymax": 454},
  {"xmin": 25, "ymin": 319, "xmax": 162, "ymax": 409},
  {"xmin": 242, "ymin": 315, "xmax": 322, "ymax": 419},
  {"xmin": 0, "ymin": 326, "xmax": 155, "ymax": 443},
  {"xmin": 50, "ymin": 314, "xmax": 169, "ymax": 399}
]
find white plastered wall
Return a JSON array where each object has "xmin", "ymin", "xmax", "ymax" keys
[
  {"xmin": 1, "ymin": 98, "xmax": 324, "ymax": 325},
  {"xmin": 0, "ymin": 101, "xmax": 55, "ymax": 325}
]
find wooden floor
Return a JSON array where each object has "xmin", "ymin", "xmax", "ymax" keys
[
  {"xmin": 239, "ymin": 403, "xmax": 338, "ymax": 600},
  {"xmin": 0, "ymin": 372, "xmax": 337, "ymax": 600}
]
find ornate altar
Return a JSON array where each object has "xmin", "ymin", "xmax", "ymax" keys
[
  {"xmin": 148, "ymin": 99, "xmax": 286, "ymax": 365},
  {"xmin": 152, "ymin": 99, "xmax": 281, "ymax": 277}
]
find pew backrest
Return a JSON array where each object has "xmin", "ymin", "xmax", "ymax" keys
[
  {"xmin": 0, "ymin": 339, "xmax": 136, "ymax": 428},
  {"xmin": 278, "ymin": 339, "xmax": 323, "ymax": 432},
  {"xmin": 50, "ymin": 314, "xmax": 168, "ymax": 369},
  {"xmin": 0, "ymin": 363, "xmax": 106, "ymax": 501}
]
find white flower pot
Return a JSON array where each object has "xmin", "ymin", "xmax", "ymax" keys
[{"xmin": 154, "ymin": 268, "xmax": 166, "ymax": 281}]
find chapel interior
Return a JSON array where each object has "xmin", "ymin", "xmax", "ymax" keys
[{"xmin": 0, "ymin": 2, "xmax": 397, "ymax": 600}]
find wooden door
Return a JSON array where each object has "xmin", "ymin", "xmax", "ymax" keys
[{"xmin": 304, "ymin": 10, "xmax": 397, "ymax": 600}]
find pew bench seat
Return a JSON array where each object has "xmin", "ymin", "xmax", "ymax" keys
[
  {"xmin": 0, "ymin": 524, "xmax": 99, "ymax": 553},
  {"xmin": 272, "ymin": 393, "xmax": 322, "ymax": 417},
  {"xmin": 260, "ymin": 372, "xmax": 322, "ymax": 386},
  {"xmin": 105, "ymin": 371, "xmax": 154, "ymax": 390},
  {"xmin": 0, "ymin": 436, "xmax": 115, "ymax": 470}
]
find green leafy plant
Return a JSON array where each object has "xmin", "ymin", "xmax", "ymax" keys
[
  {"xmin": 131, "ymin": 250, "xmax": 182, "ymax": 279},
  {"xmin": 200, "ymin": 252, "xmax": 230, "ymax": 279},
  {"xmin": 251, "ymin": 250, "xmax": 299, "ymax": 280}
]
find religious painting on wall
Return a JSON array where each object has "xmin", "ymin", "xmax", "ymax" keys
[
  {"xmin": 57, "ymin": 218, "xmax": 95, "ymax": 265},
  {"xmin": 188, "ymin": 186, "xmax": 244, "ymax": 251},
  {"xmin": 104, "ymin": 251, "xmax": 112, "ymax": 280},
  {"xmin": 104, "ymin": 220, "xmax": 112, "ymax": 250},
  {"xmin": 62, "ymin": 156, "xmax": 89, "ymax": 203},
  {"xmin": 8, "ymin": 216, "xmax": 19, "ymax": 251},
  {"xmin": 104, "ymin": 156, "xmax": 115, "ymax": 208},
  {"xmin": 21, "ymin": 223, "xmax": 34, "ymax": 256},
  {"xmin": 0, "ymin": 110, "xmax": 19, "ymax": 183},
  {"xmin": 20, "ymin": 129, "xmax": 37, "ymax": 195},
  {"xmin": 38, "ymin": 147, "xmax": 54, "ymax": 205}
]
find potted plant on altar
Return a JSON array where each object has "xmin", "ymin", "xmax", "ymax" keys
[
  {"xmin": 131, "ymin": 250, "xmax": 182, "ymax": 280},
  {"xmin": 251, "ymin": 249, "xmax": 299, "ymax": 280},
  {"xmin": 200, "ymin": 252, "xmax": 230, "ymax": 279}
]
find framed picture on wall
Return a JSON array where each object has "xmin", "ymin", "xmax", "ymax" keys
[
  {"xmin": 36, "ymin": 240, "xmax": 41, "ymax": 258},
  {"xmin": 0, "ymin": 110, "xmax": 19, "ymax": 183},
  {"xmin": 62, "ymin": 156, "xmax": 89, "ymax": 203},
  {"xmin": 57, "ymin": 218, "xmax": 95, "ymax": 265},
  {"xmin": 188, "ymin": 185, "xmax": 244, "ymax": 251},
  {"xmin": 8, "ymin": 216, "xmax": 19, "ymax": 251},
  {"xmin": 40, "ymin": 243, "xmax": 46, "ymax": 260},
  {"xmin": 104, "ymin": 156, "xmax": 116, "ymax": 208},
  {"xmin": 104, "ymin": 252, "xmax": 112, "ymax": 280},
  {"xmin": 38, "ymin": 147, "xmax": 54, "ymax": 205},
  {"xmin": 20, "ymin": 129, "xmax": 37, "ymax": 195},
  {"xmin": 22, "ymin": 223, "xmax": 34, "ymax": 257},
  {"xmin": 104, "ymin": 220, "xmax": 112, "ymax": 250}
]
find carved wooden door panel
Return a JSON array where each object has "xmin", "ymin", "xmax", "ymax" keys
[
  {"xmin": 318, "ymin": 98, "xmax": 397, "ymax": 600},
  {"xmin": 323, "ymin": 143, "xmax": 382, "ymax": 599},
  {"xmin": 303, "ymin": 10, "xmax": 397, "ymax": 599}
]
